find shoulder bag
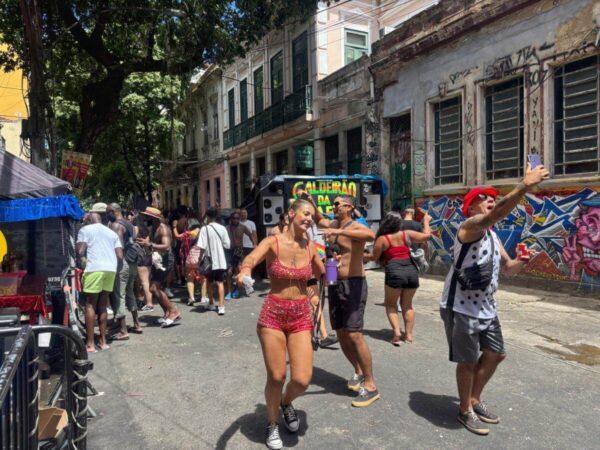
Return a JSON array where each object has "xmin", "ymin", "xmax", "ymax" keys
[
  {"xmin": 454, "ymin": 231, "xmax": 495, "ymax": 291},
  {"xmin": 198, "ymin": 225, "xmax": 224, "ymax": 276}
]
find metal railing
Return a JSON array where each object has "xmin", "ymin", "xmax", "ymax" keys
[
  {"xmin": 0, "ymin": 326, "xmax": 38, "ymax": 449},
  {"xmin": 223, "ymin": 85, "xmax": 312, "ymax": 149},
  {"xmin": 0, "ymin": 325, "xmax": 92, "ymax": 450}
]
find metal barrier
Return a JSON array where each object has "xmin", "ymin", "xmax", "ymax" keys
[
  {"xmin": 0, "ymin": 326, "xmax": 38, "ymax": 449},
  {"xmin": 0, "ymin": 325, "xmax": 92, "ymax": 450}
]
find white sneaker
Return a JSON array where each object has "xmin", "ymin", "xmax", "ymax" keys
[
  {"xmin": 165, "ymin": 288, "xmax": 174, "ymax": 298},
  {"xmin": 218, "ymin": 306, "xmax": 225, "ymax": 316},
  {"xmin": 265, "ymin": 424, "xmax": 282, "ymax": 450},
  {"xmin": 199, "ymin": 297, "xmax": 209, "ymax": 305},
  {"xmin": 187, "ymin": 298, "xmax": 195, "ymax": 306}
]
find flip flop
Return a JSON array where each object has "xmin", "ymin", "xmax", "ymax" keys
[
  {"xmin": 96, "ymin": 345, "xmax": 111, "ymax": 352},
  {"xmin": 157, "ymin": 316, "xmax": 166, "ymax": 324},
  {"xmin": 110, "ymin": 334, "xmax": 130, "ymax": 341},
  {"xmin": 128, "ymin": 327, "xmax": 143, "ymax": 334},
  {"xmin": 161, "ymin": 316, "xmax": 182, "ymax": 328}
]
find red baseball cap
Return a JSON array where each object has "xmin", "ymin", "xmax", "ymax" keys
[{"xmin": 462, "ymin": 186, "xmax": 499, "ymax": 217}]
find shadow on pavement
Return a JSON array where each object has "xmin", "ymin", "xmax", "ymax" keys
[
  {"xmin": 363, "ymin": 328, "xmax": 393, "ymax": 343},
  {"xmin": 216, "ymin": 403, "xmax": 307, "ymax": 450},
  {"xmin": 137, "ymin": 315, "xmax": 163, "ymax": 327},
  {"xmin": 408, "ymin": 391, "xmax": 461, "ymax": 429},
  {"xmin": 305, "ymin": 366, "xmax": 352, "ymax": 397}
]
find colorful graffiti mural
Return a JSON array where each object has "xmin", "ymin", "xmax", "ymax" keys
[{"xmin": 418, "ymin": 188, "xmax": 600, "ymax": 292}]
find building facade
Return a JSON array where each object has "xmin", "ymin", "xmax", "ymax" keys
[
  {"xmin": 163, "ymin": 66, "xmax": 225, "ymax": 213},
  {"xmin": 371, "ymin": 0, "xmax": 600, "ymax": 292},
  {"xmin": 221, "ymin": 0, "xmax": 439, "ymax": 208}
]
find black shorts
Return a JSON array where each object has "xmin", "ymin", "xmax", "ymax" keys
[
  {"xmin": 385, "ymin": 259, "xmax": 419, "ymax": 289},
  {"xmin": 328, "ymin": 277, "xmax": 368, "ymax": 332},
  {"xmin": 207, "ymin": 269, "xmax": 226, "ymax": 283},
  {"xmin": 226, "ymin": 248, "xmax": 244, "ymax": 270},
  {"xmin": 151, "ymin": 252, "xmax": 174, "ymax": 285}
]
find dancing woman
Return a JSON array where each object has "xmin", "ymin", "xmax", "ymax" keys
[
  {"xmin": 365, "ymin": 212, "xmax": 431, "ymax": 345},
  {"xmin": 237, "ymin": 199, "xmax": 324, "ymax": 450}
]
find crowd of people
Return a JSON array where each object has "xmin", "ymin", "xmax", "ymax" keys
[
  {"xmin": 74, "ymin": 163, "xmax": 548, "ymax": 449},
  {"xmin": 75, "ymin": 203, "xmax": 260, "ymax": 354}
]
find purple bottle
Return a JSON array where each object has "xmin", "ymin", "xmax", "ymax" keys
[{"xmin": 325, "ymin": 258, "xmax": 338, "ymax": 286}]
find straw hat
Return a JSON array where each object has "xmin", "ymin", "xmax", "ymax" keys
[
  {"xmin": 89, "ymin": 202, "xmax": 107, "ymax": 213},
  {"xmin": 140, "ymin": 206, "xmax": 163, "ymax": 220}
]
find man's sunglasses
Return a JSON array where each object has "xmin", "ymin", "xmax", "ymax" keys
[
  {"xmin": 477, "ymin": 193, "xmax": 496, "ymax": 201},
  {"xmin": 333, "ymin": 201, "xmax": 352, "ymax": 208}
]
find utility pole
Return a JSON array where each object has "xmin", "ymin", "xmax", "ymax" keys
[{"xmin": 19, "ymin": 0, "xmax": 48, "ymax": 170}]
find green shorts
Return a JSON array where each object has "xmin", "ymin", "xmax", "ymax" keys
[{"xmin": 83, "ymin": 271, "xmax": 116, "ymax": 294}]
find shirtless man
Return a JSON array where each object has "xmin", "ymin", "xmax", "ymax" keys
[
  {"xmin": 226, "ymin": 211, "xmax": 255, "ymax": 298},
  {"xmin": 107, "ymin": 203, "xmax": 142, "ymax": 339},
  {"xmin": 314, "ymin": 195, "xmax": 379, "ymax": 407},
  {"xmin": 136, "ymin": 207, "xmax": 181, "ymax": 327}
]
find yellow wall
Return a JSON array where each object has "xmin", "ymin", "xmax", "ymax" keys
[{"xmin": 0, "ymin": 44, "xmax": 28, "ymax": 158}]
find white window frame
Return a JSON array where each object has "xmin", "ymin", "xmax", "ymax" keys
[{"xmin": 343, "ymin": 28, "xmax": 369, "ymax": 66}]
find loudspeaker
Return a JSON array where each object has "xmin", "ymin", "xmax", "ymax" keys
[
  {"xmin": 262, "ymin": 196, "xmax": 284, "ymax": 225},
  {"xmin": 362, "ymin": 194, "xmax": 382, "ymax": 221}
]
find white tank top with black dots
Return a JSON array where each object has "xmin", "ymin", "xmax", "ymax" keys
[{"xmin": 440, "ymin": 229, "xmax": 502, "ymax": 319}]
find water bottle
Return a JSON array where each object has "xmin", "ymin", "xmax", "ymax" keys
[{"xmin": 324, "ymin": 247, "xmax": 338, "ymax": 286}]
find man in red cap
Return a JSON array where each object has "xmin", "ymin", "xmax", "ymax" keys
[{"xmin": 439, "ymin": 163, "xmax": 548, "ymax": 435}]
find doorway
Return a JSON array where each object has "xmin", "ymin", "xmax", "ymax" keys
[{"xmin": 389, "ymin": 113, "xmax": 412, "ymax": 210}]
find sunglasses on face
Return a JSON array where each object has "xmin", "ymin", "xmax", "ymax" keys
[
  {"xmin": 477, "ymin": 194, "xmax": 495, "ymax": 201},
  {"xmin": 333, "ymin": 201, "xmax": 352, "ymax": 208}
]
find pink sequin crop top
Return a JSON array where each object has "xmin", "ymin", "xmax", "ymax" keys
[{"xmin": 267, "ymin": 236, "xmax": 313, "ymax": 281}]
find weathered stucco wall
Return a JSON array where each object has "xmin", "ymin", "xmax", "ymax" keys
[{"xmin": 375, "ymin": 0, "xmax": 599, "ymax": 292}]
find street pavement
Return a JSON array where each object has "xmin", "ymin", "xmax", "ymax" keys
[{"xmin": 86, "ymin": 272, "xmax": 600, "ymax": 449}]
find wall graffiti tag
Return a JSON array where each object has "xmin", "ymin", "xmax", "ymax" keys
[{"xmin": 418, "ymin": 188, "xmax": 600, "ymax": 292}]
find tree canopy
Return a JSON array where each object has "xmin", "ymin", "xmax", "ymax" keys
[{"xmin": 0, "ymin": 0, "xmax": 318, "ymax": 160}]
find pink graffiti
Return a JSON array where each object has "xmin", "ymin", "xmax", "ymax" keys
[{"xmin": 562, "ymin": 203, "xmax": 600, "ymax": 280}]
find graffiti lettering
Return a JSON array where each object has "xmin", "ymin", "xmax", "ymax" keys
[{"xmin": 448, "ymin": 68, "xmax": 474, "ymax": 85}]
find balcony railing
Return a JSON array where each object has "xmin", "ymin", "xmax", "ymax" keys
[{"xmin": 223, "ymin": 85, "xmax": 312, "ymax": 150}]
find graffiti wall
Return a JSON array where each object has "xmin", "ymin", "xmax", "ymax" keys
[{"xmin": 418, "ymin": 188, "xmax": 600, "ymax": 292}]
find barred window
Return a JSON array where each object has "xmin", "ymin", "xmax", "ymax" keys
[
  {"xmin": 554, "ymin": 55, "xmax": 599, "ymax": 175},
  {"xmin": 434, "ymin": 97, "xmax": 463, "ymax": 184},
  {"xmin": 485, "ymin": 78, "xmax": 524, "ymax": 179}
]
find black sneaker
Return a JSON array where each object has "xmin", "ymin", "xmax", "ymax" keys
[
  {"xmin": 265, "ymin": 424, "xmax": 282, "ymax": 450},
  {"xmin": 351, "ymin": 387, "xmax": 380, "ymax": 407},
  {"xmin": 473, "ymin": 402, "xmax": 500, "ymax": 424},
  {"xmin": 281, "ymin": 403, "xmax": 299, "ymax": 432},
  {"xmin": 458, "ymin": 410, "xmax": 490, "ymax": 435}
]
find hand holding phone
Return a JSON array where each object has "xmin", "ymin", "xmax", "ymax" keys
[{"xmin": 528, "ymin": 154, "xmax": 542, "ymax": 169}]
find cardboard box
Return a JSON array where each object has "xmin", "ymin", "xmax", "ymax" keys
[{"xmin": 38, "ymin": 407, "xmax": 68, "ymax": 440}]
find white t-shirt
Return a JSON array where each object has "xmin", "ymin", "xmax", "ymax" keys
[
  {"xmin": 77, "ymin": 223, "xmax": 122, "ymax": 273},
  {"xmin": 440, "ymin": 229, "xmax": 501, "ymax": 319},
  {"xmin": 240, "ymin": 219, "xmax": 256, "ymax": 248},
  {"xmin": 196, "ymin": 222, "xmax": 231, "ymax": 271}
]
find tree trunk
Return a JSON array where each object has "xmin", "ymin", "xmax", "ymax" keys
[
  {"xmin": 75, "ymin": 70, "xmax": 126, "ymax": 155},
  {"xmin": 19, "ymin": 0, "xmax": 48, "ymax": 169}
]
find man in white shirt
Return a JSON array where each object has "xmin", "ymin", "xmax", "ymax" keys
[
  {"xmin": 76, "ymin": 203, "xmax": 123, "ymax": 353},
  {"xmin": 196, "ymin": 207, "xmax": 231, "ymax": 315}
]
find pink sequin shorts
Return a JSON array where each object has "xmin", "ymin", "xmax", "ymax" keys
[{"xmin": 258, "ymin": 294, "xmax": 313, "ymax": 334}]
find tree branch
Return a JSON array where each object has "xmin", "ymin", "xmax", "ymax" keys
[
  {"xmin": 56, "ymin": 1, "xmax": 116, "ymax": 68},
  {"xmin": 121, "ymin": 134, "xmax": 146, "ymax": 198}
]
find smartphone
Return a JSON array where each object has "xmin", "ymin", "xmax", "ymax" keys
[{"xmin": 528, "ymin": 154, "xmax": 542, "ymax": 169}]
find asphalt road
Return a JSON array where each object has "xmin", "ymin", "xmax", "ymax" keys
[{"xmin": 86, "ymin": 272, "xmax": 600, "ymax": 449}]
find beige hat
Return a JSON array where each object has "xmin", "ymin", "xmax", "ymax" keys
[
  {"xmin": 140, "ymin": 206, "xmax": 163, "ymax": 220},
  {"xmin": 89, "ymin": 202, "xmax": 108, "ymax": 213}
]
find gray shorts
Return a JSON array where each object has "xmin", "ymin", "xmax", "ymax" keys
[{"xmin": 440, "ymin": 308, "xmax": 505, "ymax": 363}]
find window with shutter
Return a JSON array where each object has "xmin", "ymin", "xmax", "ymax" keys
[
  {"xmin": 485, "ymin": 78, "xmax": 524, "ymax": 180},
  {"xmin": 270, "ymin": 52, "xmax": 284, "ymax": 105},
  {"xmin": 240, "ymin": 79, "xmax": 248, "ymax": 122},
  {"xmin": 254, "ymin": 67, "xmax": 264, "ymax": 114},
  {"xmin": 344, "ymin": 30, "xmax": 368, "ymax": 65},
  {"xmin": 434, "ymin": 96, "xmax": 463, "ymax": 185},
  {"xmin": 554, "ymin": 55, "xmax": 599, "ymax": 175}
]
